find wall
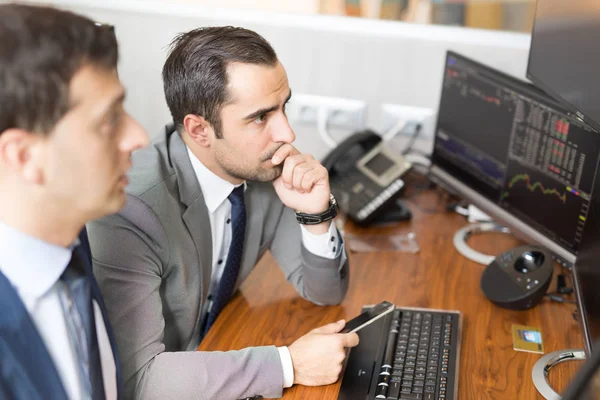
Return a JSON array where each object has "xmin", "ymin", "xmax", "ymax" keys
[{"xmin": 10, "ymin": 0, "xmax": 531, "ymax": 158}]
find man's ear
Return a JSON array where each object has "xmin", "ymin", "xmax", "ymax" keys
[
  {"xmin": 183, "ymin": 115, "xmax": 215, "ymax": 148},
  {"xmin": 0, "ymin": 128, "xmax": 45, "ymax": 185}
]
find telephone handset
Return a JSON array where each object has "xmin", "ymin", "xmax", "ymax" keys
[{"xmin": 323, "ymin": 129, "xmax": 411, "ymax": 226}]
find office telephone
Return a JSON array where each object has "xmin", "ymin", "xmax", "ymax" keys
[{"xmin": 323, "ymin": 130, "xmax": 412, "ymax": 226}]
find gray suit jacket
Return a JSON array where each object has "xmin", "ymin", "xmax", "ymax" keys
[{"xmin": 87, "ymin": 130, "xmax": 349, "ymax": 400}]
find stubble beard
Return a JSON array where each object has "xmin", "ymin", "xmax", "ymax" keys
[{"xmin": 217, "ymin": 144, "xmax": 284, "ymax": 182}]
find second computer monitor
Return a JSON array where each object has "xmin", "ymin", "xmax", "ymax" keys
[{"xmin": 429, "ymin": 51, "xmax": 600, "ymax": 264}]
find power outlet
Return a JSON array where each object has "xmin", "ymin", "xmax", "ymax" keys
[
  {"xmin": 380, "ymin": 104, "xmax": 437, "ymax": 139},
  {"xmin": 287, "ymin": 93, "xmax": 367, "ymax": 130}
]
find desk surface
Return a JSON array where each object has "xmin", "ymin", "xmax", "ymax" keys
[{"xmin": 199, "ymin": 179, "xmax": 584, "ymax": 399}]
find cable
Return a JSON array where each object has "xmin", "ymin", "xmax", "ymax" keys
[
  {"xmin": 401, "ymin": 123, "xmax": 423, "ymax": 156},
  {"xmin": 546, "ymin": 293, "xmax": 577, "ymax": 305}
]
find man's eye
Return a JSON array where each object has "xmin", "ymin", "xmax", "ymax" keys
[{"xmin": 254, "ymin": 114, "xmax": 267, "ymax": 124}]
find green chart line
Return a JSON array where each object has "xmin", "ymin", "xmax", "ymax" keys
[{"xmin": 504, "ymin": 173, "xmax": 567, "ymax": 203}]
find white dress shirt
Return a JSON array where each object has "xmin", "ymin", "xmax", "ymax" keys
[
  {"xmin": 186, "ymin": 147, "xmax": 341, "ymax": 389},
  {"xmin": 0, "ymin": 221, "xmax": 117, "ymax": 400}
]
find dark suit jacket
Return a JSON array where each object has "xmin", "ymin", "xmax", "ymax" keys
[
  {"xmin": 0, "ymin": 229, "xmax": 122, "ymax": 399},
  {"xmin": 87, "ymin": 129, "xmax": 349, "ymax": 400}
]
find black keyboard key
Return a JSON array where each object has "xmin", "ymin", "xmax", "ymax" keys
[
  {"xmin": 399, "ymin": 393, "xmax": 421, "ymax": 399},
  {"xmin": 388, "ymin": 381, "xmax": 401, "ymax": 400},
  {"xmin": 412, "ymin": 387, "xmax": 424, "ymax": 394},
  {"xmin": 424, "ymin": 393, "xmax": 435, "ymax": 400}
]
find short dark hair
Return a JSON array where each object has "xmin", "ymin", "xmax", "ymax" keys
[
  {"xmin": 162, "ymin": 26, "xmax": 278, "ymax": 138},
  {"xmin": 0, "ymin": 4, "xmax": 118, "ymax": 135}
]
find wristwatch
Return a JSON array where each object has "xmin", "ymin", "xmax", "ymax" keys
[{"xmin": 295, "ymin": 193, "xmax": 338, "ymax": 225}]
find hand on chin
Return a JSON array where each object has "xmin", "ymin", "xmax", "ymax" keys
[{"xmin": 273, "ymin": 177, "xmax": 329, "ymax": 214}]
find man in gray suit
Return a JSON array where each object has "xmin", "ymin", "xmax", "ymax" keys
[{"xmin": 88, "ymin": 26, "xmax": 358, "ymax": 400}]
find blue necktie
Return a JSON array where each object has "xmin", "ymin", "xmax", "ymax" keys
[
  {"xmin": 203, "ymin": 185, "xmax": 247, "ymax": 338},
  {"xmin": 59, "ymin": 250, "xmax": 106, "ymax": 400}
]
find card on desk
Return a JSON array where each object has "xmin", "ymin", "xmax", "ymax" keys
[{"xmin": 512, "ymin": 324, "xmax": 545, "ymax": 354}]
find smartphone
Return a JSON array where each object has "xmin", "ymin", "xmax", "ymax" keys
[{"xmin": 341, "ymin": 300, "xmax": 395, "ymax": 333}]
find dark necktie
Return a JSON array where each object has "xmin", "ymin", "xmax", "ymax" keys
[
  {"xmin": 202, "ymin": 185, "xmax": 247, "ymax": 338},
  {"xmin": 58, "ymin": 250, "xmax": 106, "ymax": 400}
]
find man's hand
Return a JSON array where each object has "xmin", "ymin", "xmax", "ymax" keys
[
  {"xmin": 287, "ymin": 320, "xmax": 360, "ymax": 386},
  {"xmin": 271, "ymin": 144, "xmax": 330, "ymax": 215}
]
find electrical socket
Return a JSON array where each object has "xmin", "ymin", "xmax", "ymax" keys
[
  {"xmin": 380, "ymin": 104, "xmax": 437, "ymax": 138},
  {"xmin": 287, "ymin": 93, "xmax": 367, "ymax": 130}
]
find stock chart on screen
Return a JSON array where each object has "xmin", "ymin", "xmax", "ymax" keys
[{"xmin": 433, "ymin": 53, "xmax": 600, "ymax": 253}]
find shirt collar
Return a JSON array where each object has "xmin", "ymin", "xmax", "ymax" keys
[
  {"xmin": 186, "ymin": 146, "xmax": 246, "ymax": 213},
  {"xmin": 0, "ymin": 220, "xmax": 73, "ymax": 300}
]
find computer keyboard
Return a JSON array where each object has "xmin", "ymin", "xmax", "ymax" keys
[{"xmin": 338, "ymin": 307, "xmax": 462, "ymax": 400}]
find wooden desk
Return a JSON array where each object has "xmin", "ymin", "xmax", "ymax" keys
[{"xmin": 199, "ymin": 182, "xmax": 584, "ymax": 399}]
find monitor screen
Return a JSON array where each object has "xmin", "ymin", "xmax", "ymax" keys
[
  {"xmin": 430, "ymin": 51, "xmax": 600, "ymax": 265},
  {"xmin": 527, "ymin": 0, "xmax": 600, "ymax": 132}
]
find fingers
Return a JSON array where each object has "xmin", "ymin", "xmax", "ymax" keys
[
  {"xmin": 340, "ymin": 332, "xmax": 360, "ymax": 348},
  {"xmin": 311, "ymin": 319, "xmax": 346, "ymax": 335},
  {"xmin": 301, "ymin": 168, "xmax": 327, "ymax": 192},
  {"xmin": 271, "ymin": 144, "xmax": 298, "ymax": 166},
  {"xmin": 280, "ymin": 155, "xmax": 327, "ymax": 193},
  {"xmin": 280, "ymin": 153, "xmax": 312, "ymax": 189},
  {"xmin": 288, "ymin": 321, "xmax": 357, "ymax": 387}
]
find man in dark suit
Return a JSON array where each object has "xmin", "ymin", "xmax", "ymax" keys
[
  {"xmin": 0, "ymin": 4, "xmax": 148, "ymax": 399},
  {"xmin": 87, "ymin": 27, "xmax": 359, "ymax": 399}
]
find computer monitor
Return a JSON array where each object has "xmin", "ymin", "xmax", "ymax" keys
[
  {"xmin": 429, "ymin": 52, "xmax": 600, "ymax": 354},
  {"xmin": 527, "ymin": 0, "xmax": 600, "ymax": 133}
]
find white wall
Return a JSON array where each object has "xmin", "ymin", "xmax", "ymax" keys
[{"xmin": 12, "ymin": 0, "xmax": 531, "ymax": 158}]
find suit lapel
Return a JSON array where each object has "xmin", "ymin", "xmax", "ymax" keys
[
  {"xmin": 168, "ymin": 131, "xmax": 213, "ymax": 307},
  {"xmin": 0, "ymin": 270, "xmax": 68, "ymax": 399}
]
